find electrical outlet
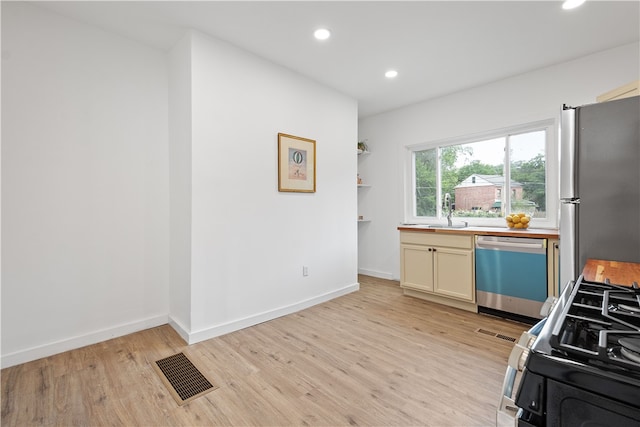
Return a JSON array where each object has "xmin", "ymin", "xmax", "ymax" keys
[{"xmin": 303, "ymin": 266, "xmax": 309, "ymax": 276}]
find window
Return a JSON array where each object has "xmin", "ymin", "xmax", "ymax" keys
[{"xmin": 405, "ymin": 120, "xmax": 558, "ymax": 228}]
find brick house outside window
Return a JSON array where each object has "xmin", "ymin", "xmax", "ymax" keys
[{"xmin": 454, "ymin": 174, "xmax": 523, "ymax": 212}]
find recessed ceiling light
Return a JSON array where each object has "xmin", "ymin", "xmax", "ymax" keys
[
  {"xmin": 385, "ymin": 70, "xmax": 398, "ymax": 79},
  {"xmin": 562, "ymin": 0, "xmax": 586, "ymax": 10},
  {"xmin": 314, "ymin": 28, "xmax": 331, "ymax": 40}
]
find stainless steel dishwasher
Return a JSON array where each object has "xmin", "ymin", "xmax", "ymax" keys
[{"xmin": 475, "ymin": 235, "xmax": 547, "ymax": 320}]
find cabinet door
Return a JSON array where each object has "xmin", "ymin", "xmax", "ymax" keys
[
  {"xmin": 433, "ymin": 247, "xmax": 474, "ymax": 301},
  {"xmin": 400, "ymin": 244, "xmax": 434, "ymax": 292},
  {"xmin": 596, "ymin": 80, "xmax": 639, "ymax": 102},
  {"xmin": 548, "ymin": 238, "xmax": 560, "ymax": 297}
]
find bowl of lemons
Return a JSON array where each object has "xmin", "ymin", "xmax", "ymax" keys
[{"xmin": 506, "ymin": 213, "xmax": 531, "ymax": 229}]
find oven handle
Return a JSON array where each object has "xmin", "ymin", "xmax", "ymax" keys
[
  {"xmin": 501, "ymin": 365, "xmax": 518, "ymax": 404},
  {"xmin": 497, "ymin": 366, "xmax": 520, "ymax": 426},
  {"xmin": 497, "ymin": 324, "xmax": 544, "ymax": 427}
]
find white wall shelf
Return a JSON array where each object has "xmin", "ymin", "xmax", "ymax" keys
[{"xmin": 358, "ymin": 148, "xmax": 371, "ymax": 224}]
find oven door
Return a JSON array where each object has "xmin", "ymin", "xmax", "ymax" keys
[
  {"xmin": 497, "ymin": 318, "xmax": 546, "ymax": 427},
  {"xmin": 543, "ymin": 379, "xmax": 640, "ymax": 427}
]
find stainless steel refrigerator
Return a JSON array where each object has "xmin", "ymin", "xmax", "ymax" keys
[{"xmin": 559, "ymin": 95, "xmax": 640, "ymax": 289}]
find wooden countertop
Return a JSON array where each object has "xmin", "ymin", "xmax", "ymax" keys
[
  {"xmin": 397, "ymin": 225, "xmax": 559, "ymax": 239},
  {"xmin": 582, "ymin": 259, "xmax": 640, "ymax": 287}
]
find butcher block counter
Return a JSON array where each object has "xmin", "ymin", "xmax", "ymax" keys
[
  {"xmin": 396, "ymin": 225, "xmax": 559, "ymax": 239},
  {"xmin": 582, "ymin": 259, "xmax": 640, "ymax": 287}
]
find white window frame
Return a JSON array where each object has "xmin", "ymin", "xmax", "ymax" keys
[{"xmin": 403, "ymin": 119, "xmax": 558, "ymax": 229}]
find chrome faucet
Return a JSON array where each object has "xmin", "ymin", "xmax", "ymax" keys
[{"xmin": 443, "ymin": 193, "xmax": 453, "ymax": 226}]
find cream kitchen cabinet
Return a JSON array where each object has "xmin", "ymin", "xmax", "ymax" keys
[
  {"xmin": 597, "ymin": 80, "xmax": 639, "ymax": 102},
  {"xmin": 400, "ymin": 231, "xmax": 476, "ymax": 312},
  {"xmin": 548, "ymin": 238, "xmax": 560, "ymax": 297}
]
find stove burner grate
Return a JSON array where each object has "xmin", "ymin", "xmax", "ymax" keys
[{"xmin": 550, "ymin": 278, "xmax": 640, "ymax": 373}]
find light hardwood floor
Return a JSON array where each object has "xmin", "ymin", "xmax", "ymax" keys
[{"xmin": 1, "ymin": 275, "xmax": 529, "ymax": 426}]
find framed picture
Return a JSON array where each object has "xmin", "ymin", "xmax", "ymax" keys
[{"xmin": 278, "ymin": 133, "xmax": 316, "ymax": 193}]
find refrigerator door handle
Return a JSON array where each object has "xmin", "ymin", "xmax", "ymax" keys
[
  {"xmin": 560, "ymin": 107, "xmax": 577, "ymax": 198},
  {"xmin": 560, "ymin": 197, "xmax": 580, "ymax": 204},
  {"xmin": 560, "ymin": 106, "xmax": 578, "ymax": 291},
  {"xmin": 560, "ymin": 199, "xmax": 577, "ymax": 290}
]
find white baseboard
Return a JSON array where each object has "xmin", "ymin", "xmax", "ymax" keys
[
  {"xmin": 167, "ymin": 316, "xmax": 190, "ymax": 343},
  {"xmin": 178, "ymin": 282, "xmax": 360, "ymax": 345},
  {"xmin": 0, "ymin": 314, "xmax": 168, "ymax": 369},
  {"xmin": 358, "ymin": 268, "xmax": 394, "ymax": 280}
]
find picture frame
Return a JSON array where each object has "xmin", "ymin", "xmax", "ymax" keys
[{"xmin": 278, "ymin": 133, "xmax": 316, "ymax": 193}]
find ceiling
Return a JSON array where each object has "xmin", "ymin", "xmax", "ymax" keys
[{"xmin": 33, "ymin": 1, "xmax": 640, "ymax": 118}]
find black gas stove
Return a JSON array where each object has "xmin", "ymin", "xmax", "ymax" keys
[{"xmin": 516, "ymin": 276, "xmax": 640, "ymax": 426}]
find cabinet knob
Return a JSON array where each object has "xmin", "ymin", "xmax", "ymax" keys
[
  {"xmin": 428, "ymin": 248, "xmax": 432, "ymax": 252},
  {"xmin": 432, "ymin": 248, "xmax": 437, "ymax": 252}
]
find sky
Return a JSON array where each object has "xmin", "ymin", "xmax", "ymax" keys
[{"xmin": 454, "ymin": 131, "xmax": 545, "ymax": 168}]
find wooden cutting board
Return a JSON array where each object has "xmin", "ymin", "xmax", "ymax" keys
[{"xmin": 582, "ymin": 259, "xmax": 640, "ymax": 287}]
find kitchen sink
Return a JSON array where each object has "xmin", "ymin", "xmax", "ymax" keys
[
  {"xmin": 427, "ymin": 223, "xmax": 468, "ymax": 229},
  {"xmin": 402, "ymin": 223, "xmax": 469, "ymax": 229}
]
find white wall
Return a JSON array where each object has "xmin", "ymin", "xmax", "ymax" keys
[
  {"xmin": 170, "ymin": 31, "xmax": 359, "ymax": 343},
  {"xmin": 358, "ymin": 42, "xmax": 640, "ymax": 280},
  {"xmin": 1, "ymin": 3, "xmax": 359, "ymax": 366},
  {"xmin": 1, "ymin": 2, "xmax": 170, "ymax": 367},
  {"xmin": 168, "ymin": 33, "xmax": 193, "ymax": 335}
]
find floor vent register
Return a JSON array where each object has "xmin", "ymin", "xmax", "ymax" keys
[
  {"xmin": 153, "ymin": 352, "xmax": 218, "ymax": 405},
  {"xmin": 476, "ymin": 328, "xmax": 517, "ymax": 342}
]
